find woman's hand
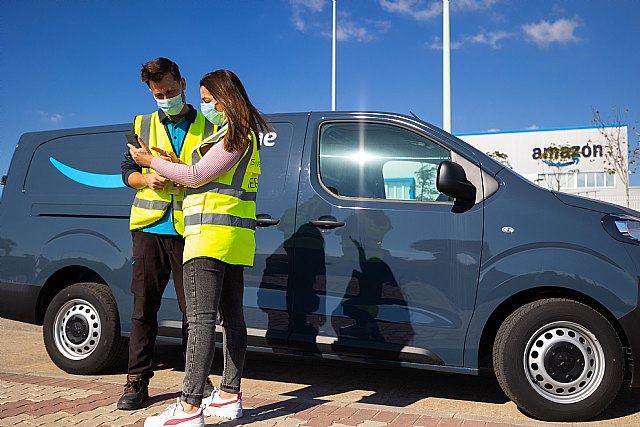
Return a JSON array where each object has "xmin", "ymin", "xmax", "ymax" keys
[
  {"xmin": 152, "ymin": 146, "xmax": 183, "ymax": 164},
  {"xmin": 151, "ymin": 146, "xmax": 171, "ymax": 159},
  {"xmin": 128, "ymin": 137, "xmax": 154, "ymax": 167},
  {"xmin": 127, "ymin": 137, "xmax": 183, "ymax": 189}
]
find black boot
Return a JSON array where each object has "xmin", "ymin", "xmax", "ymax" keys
[{"xmin": 117, "ymin": 374, "xmax": 149, "ymax": 410}]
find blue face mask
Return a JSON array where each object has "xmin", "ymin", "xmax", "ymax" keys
[
  {"xmin": 201, "ymin": 102, "xmax": 225, "ymax": 126},
  {"xmin": 157, "ymin": 93, "xmax": 184, "ymax": 116}
]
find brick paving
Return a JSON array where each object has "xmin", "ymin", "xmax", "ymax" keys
[{"xmin": 0, "ymin": 372, "xmax": 550, "ymax": 427}]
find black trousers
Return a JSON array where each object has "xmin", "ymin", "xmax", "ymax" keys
[{"xmin": 128, "ymin": 230, "xmax": 186, "ymax": 378}]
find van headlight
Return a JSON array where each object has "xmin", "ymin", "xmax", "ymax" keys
[{"xmin": 602, "ymin": 214, "xmax": 640, "ymax": 244}]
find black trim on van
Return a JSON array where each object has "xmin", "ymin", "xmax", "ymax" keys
[
  {"xmin": 619, "ymin": 280, "xmax": 640, "ymax": 387},
  {"xmin": 0, "ymin": 281, "xmax": 40, "ymax": 324},
  {"xmin": 30, "ymin": 203, "xmax": 130, "ymax": 218}
]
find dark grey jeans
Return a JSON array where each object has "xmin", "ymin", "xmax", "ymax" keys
[{"xmin": 181, "ymin": 257, "xmax": 247, "ymax": 406}]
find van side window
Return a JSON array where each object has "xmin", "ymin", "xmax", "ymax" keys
[
  {"xmin": 25, "ymin": 133, "xmax": 128, "ymax": 201},
  {"xmin": 319, "ymin": 122, "xmax": 451, "ymax": 201}
]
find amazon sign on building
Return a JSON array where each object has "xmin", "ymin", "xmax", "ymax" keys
[{"xmin": 459, "ymin": 124, "xmax": 634, "ymax": 209}]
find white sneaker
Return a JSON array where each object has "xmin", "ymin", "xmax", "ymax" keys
[
  {"xmin": 143, "ymin": 398, "xmax": 204, "ymax": 427},
  {"xmin": 202, "ymin": 391, "xmax": 243, "ymax": 419}
]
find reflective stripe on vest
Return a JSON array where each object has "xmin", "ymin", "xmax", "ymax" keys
[
  {"xmin": 132, "ymin": 198, "xmax": 171, "ymax": 210},
  {"xmin": 129, "ymin": 112, "xmax": 215, "ymax": 232},
  {"xmin": 140, "ymin": 114, "xmax": 151, "ymax": 165},
  {"xmin": 184, "ymin": 213, "xmax": 257, "ymax": 229},
  {"xmin": 182, "ymin": 130, "xmax": 260, "ymax": 266},
  {"xmin": 184, "ymin": 181, "xmax": 257, "ymax": 201}
]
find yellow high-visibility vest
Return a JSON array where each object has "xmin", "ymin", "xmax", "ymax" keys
[
  {"xmin": 129, "ymin": 111, "xmax": 214, "ymax": 234},
  {"xmin": 182, "ymin": 127, "xmax": 261, "ymax": 266}
]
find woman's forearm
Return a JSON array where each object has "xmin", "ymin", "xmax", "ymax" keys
[{"xmin": 150, "ymin": 143, "xmax": 244, "ymax": 187}]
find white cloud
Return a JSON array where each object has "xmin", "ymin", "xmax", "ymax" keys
[
  {"xmin": 50, "ymin": 114, "xmax": 63, "ymax": 123},
  {"xmin": 466, "ymin": 30, "xmax": 510, "ymax": 48},
  {"xmin": 292, "ymin": 3, "xmax": 391, "ymax": 43},
  {"xmin": 522, "ymin": 17, "xmax": 581, "ymax": 46},
  {"xmin": 292, "ymin": 15, "xmax": 305, "ymax": 31},
  {"xmin": 427, "ymin": 36, "xmax": 463, "ymax": 50},
  {"xmin": 338, "ymin": 21, "xmax": 371, "ymax": 42},
  {"xmin": 333, "ymin": 16, "xmax": 391, "ymax": 42},
  {"xmin": 290, "ymin": 0, "xmax": 324, "ymax": 12},
  {"xmin": 550, "ymin": 4, "xmax": 567, "ymax": 17},
  {"xmin": 525, "ymin": 124, "xmax": 540, "ymax": 130},
  {"xmin": 454, "ymin": 0, "xmax": 501, "ymax": 11},
  {"xmin": 428, "ymin": 30, "xmax": 511, "ymax": 49},
  {"xmin": 379, "ymin": 0, "xmax": 442, "ymax": 21},
  {"xmin": 289, "ymin": 0, "xmax": 326, "ymax": 31},
  {"xmin": 380, "ymin": 0, "xmax": 499, "ymax": 19},
  {"xmin": 427, "ymin": 36, "xmax": 442, "ymax": 49},
  {"xmin": 38, "ymin": 111, "xmax": 64, "ymax": 123},
  {"xmin": 485, "ymin": 128, "xmax": 501, "ymax": 133}
]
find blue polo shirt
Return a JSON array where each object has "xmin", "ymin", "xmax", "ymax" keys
[{"xmin": 142, "ymin": 112, "xmax": 191, "ymax": 235}]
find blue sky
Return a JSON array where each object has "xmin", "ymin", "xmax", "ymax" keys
[{"xmin": 2, "ymin": 0, "xmax": 639, "ymax": 183}]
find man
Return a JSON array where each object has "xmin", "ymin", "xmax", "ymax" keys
[{"xmin": 118, "ymin": 57, "xmax": 214, "ymax": 410}]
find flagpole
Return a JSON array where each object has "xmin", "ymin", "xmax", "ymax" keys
[
  {"xmin": 443, "ymin": 0, "xmax": 451, "ymax": 132},
  {"xmin": 332, "ymin": 0, "xmax": 337, "ymax": 111}
]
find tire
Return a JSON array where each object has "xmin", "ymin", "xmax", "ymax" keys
[
  {"xmin": 493, "ymin": 298, "xmax": 624, "ymax": 422},
  {"xmin": 43, "ymin": 282, "xmax": 127, "ymax": 374}
]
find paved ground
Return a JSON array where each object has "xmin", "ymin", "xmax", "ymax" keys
[{"xmin": 0, "ymin": 317, "xmax": 639, "ymax": 426}]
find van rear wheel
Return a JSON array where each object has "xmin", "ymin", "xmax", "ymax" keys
[
  {"xmin": 43, "ymin": 282, "xmax": 126, "ymax": 374},
  {"xmin": 493, "ymin": 298, "xmax": 624, "ymax": 422}
]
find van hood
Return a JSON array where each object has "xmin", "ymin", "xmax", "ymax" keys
[{"xmin": 552, "ymin": 191, "xmax": 640, "ymax": 217}]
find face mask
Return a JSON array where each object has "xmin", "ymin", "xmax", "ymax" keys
[
  {"xmin": 157, "ymin": 93, "xmax": 184, "ymax": 116},
  {"xmin": 201, "ymin": 102, "xmax": 225, "ymax": 126}
]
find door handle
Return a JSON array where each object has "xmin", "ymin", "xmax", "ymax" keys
[
  {"xmin": 256, "ymin": 214, "xmax": 280, "ymax": 227},
  {"xmin": 309, "ymin": 216, "xmax": 345, "ymax": 229}
]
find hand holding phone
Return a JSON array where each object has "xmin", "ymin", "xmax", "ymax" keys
[{"xmin": 126, "ymin": 133, "xmax": 140, "ymax": 148}]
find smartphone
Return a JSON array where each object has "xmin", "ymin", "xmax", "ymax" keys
[{"xmin": 126, "ymin": 133, "xmax": 140, "ymax": 148}]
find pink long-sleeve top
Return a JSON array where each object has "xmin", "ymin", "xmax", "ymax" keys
[{"xmin": 150, "ymin": 141, "xmax": 244, "ymax": 187}]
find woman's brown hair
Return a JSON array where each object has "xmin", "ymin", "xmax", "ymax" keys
[{"xmin": 200, "ymin": 70, "xmax": 269, "ymax": 152}]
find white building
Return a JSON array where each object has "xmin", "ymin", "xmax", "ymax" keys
[{"xmin": 458, "ymin": 125, "xmax": 640, "ymax": 210}]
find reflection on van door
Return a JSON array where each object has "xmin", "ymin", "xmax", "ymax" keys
[
  {"xmin": 290, "ymin": 117, "xmax": 484, "ymax": 366},
  {"xmin": 246, "ymin": 116, "xmax": 307, "ymax": 349}
]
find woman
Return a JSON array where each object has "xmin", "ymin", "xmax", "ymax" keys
[{"xmin": 129, "ymin": 70, "xmax": 269, "ymax": 427}]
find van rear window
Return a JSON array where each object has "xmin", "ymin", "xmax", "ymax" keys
[{"xmin": 24, "ymin": 132, "xmax": 133, "ymax": 209}]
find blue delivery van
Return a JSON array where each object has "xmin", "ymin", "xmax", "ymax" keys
[{"xmin": 0, "ymin": 112, "xmax": 638, "ymax": 421}]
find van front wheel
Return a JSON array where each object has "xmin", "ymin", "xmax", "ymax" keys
[
  {"xmin": 493, "ymin": 298, "xmax": 624, "ymax": 422},
  {"xmin": 43, "ymin": 282, "xmax": 126, "ymax": 374}
]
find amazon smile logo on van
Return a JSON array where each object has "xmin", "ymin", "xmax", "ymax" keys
[{"xmin": 49, "ymin": 157, "xmax": 126, "ymax": 189}]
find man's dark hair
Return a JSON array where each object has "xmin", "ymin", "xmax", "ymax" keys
[{"xmin": 140, "ymin": 57, "xmax": 181, "ymax": 86}]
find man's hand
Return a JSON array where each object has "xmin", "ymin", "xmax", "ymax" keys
[
  {"xmin": 143, "ymin": 172, "xmax": 169, "ymax": 190},
  {"xmin": 128, "ymin": 137, "xmax": 154, "ymax": 167}
]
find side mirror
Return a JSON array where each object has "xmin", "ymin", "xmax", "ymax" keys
[{"xmin": 437, "ymin": 160, "xmax": 476, "ymax": 202}]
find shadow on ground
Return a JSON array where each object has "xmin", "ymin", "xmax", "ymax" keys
[{"xmin": 102, "ymin": 340, "xmax": 640, "ymax": 422}]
